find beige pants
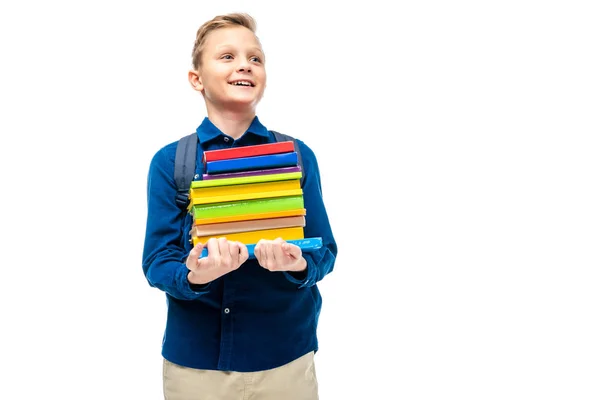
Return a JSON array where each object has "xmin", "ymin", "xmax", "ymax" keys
[{"xmin": 163, "ymin": 352, "xmax": 318, "ymax": 400}]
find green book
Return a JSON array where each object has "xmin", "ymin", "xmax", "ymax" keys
[
  {"xmin": 190, "ymin": 171, "xmax": 302, "ymax": 189},
  {"xmin": 191, "ymin": 195, "xmax": 305, "ymax": 220}
]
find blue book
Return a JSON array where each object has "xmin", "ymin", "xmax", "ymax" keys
[
  {"xmin": 199, "ymin": 237, "xmax": 322, "ymax": 259},
  {"xmin": 206, "ymin": 152, "xmax": 298, "ymax": 174}
]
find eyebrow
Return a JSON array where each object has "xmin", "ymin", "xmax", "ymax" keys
[{"xmin": 216, "ymin": 45, "xmax": 264, "ymax": 56}]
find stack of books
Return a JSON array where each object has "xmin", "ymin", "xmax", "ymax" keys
[{"xmin": 188, "ymin": 141, "xmax": 322, "ymax": 258}]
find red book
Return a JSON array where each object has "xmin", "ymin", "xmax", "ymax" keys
[{"xmin": 202, "ymin": 141, "xmax": 295, "ymax": 163}]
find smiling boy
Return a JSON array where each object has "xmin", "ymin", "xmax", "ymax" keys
[{"xmin": 142, "ymin": 13, "xmax": 337, "ymax": 400}]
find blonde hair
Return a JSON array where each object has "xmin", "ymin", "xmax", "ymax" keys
[{"xmin": 191, "ymin": 13, "xmax": 258, "ymax": 70}]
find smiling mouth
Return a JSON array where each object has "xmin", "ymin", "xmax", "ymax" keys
[{"xmin": 229, "ymin": 81, "xmax": 255, "ymax": 87}]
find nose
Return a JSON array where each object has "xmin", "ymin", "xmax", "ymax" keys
[{"xmin": 237, "ymin": 59, "xmax": 251, "ymax": 72}]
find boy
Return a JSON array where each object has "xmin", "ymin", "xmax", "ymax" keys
[{"xmin": 142, "ymin": 13, "xmax": 337, "ymax": 400}]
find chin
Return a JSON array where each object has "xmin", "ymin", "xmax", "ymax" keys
[
  {"xmin": 224, "ymin": 100, "xmax": 259, "ymax": 112},
  {"xmin": 225, "ymin": 89, "xmax": 264, "ymax": 104},
  {"xmin": 228, "ymin": 97, "xmax": 261, "ymax": 107}
]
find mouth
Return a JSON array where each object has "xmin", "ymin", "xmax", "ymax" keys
[{"xmin": 228, "ymin": 79, "xmax": 255, "ymax": 87}]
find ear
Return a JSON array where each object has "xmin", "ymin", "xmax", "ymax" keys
[{"xmin": 188, "ymin": 70, "xmax": 203, "ymax": 92}]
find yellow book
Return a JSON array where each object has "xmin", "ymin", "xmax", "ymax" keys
[
  {"xmin": 193, "ymin": 208, "xmax": 306, "ymax": 225},
  {"xmin": 192, "ymin": 226, "xmax": 305, "ymax": 246},
  {"xmin": 190, "ymin": 189, "xmax": 302, "ymax": 205},
  {"xmin": 190, "ymin": 179, "xmax": 302, "ymax": 205}
]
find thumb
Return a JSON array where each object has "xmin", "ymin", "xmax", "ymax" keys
[
  {"xmin": 188, "ymin": 242, "xmax": 205, "ymax": 262},
  {"xmin": 281, "ymin": 242, "xmax": 301, "ymax": 259}
]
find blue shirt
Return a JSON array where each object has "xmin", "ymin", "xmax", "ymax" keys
[{"xmin": 142, "ymin": 116, "xmax": 337, "ymax": 372}]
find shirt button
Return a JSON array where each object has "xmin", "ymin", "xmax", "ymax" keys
[
  {"xmin": 224, "ymin": 137, "xmax": 230, "ymax": 142},
  {"xmin": 224, "ymin": 308, "xmax": 230, "ymax": 314}
]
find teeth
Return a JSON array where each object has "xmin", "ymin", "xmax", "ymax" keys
[{"xmin": 232, "ymin": 81, "xmax": 252, "ymax": 86}]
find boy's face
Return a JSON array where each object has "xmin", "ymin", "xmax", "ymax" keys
[{"xmin": 191, "ymin": 26, "xmax": 266, "ymax": 112}]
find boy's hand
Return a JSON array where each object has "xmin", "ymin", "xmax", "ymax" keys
[
  {"xmin": 186, "ymin": 238, "xmax": 249, "ymax": 285},
  {"xmin": 254, "ymin": 237, "xmax": 307, "ymax": 272}
]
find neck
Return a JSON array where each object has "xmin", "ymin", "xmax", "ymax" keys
[{"xmin": 206, "ymin": 107, "xmax": 256, "ymax": 140}]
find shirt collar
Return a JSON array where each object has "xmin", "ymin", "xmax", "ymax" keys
[{"xmin": 195, "ymin": 116, "xmax": 270, "ymax": 144}]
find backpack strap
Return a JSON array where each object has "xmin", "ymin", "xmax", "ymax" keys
[
  {"xmin": 271, "ymin": 130, "xmax": 305, "ymax": 187},
  {"xmin": 174, "ymin": 132, "xmax": 198, "ymax": 211}
]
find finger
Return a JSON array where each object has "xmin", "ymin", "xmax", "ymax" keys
[
  {"xmin": 187, "ymin": 242, "xmax": 205, "ymax": 268},
  {"xmin": 206, "ymin": 238, "xmax": 220, "ymax": 258},
  {"xmin": 265, "ymin": 240, "xmax": 277, "ymax": 270},
  {"xmin": 217, "ymin": 237, "xmax": 232, "ymax": 266},
  {"xmin": 281, "ymin": 241, "xmax": 301, "ymax": 259},
  {"xmin": 228, "ymin": 241, "xmax": 240, "ymax": 265},
  {"xmin": 254, "ymin": 239, "xmax": 265, "ymax": 263},
  {"xmin": 273, "ymin": 238, "xmax": 287, "ymax": 267},
  {"xmin": 238, "ymin": 242, "xmax": 249, "ymax": 263}
]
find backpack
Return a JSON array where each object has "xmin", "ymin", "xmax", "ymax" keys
[{"xmin": 174, "ymin": 130, "xmax": 304, "ymax": 212}]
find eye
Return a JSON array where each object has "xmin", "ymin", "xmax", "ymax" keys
[
  {"xmin": 250, "ymin": 56, "xmax": 262, "ymax": 63},
  {"xmin": 221, "ymin": 54, "xmax": 233, "ymax": 60}
]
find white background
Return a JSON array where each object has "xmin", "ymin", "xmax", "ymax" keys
[{"xmin": 1, "ymin": 1, "xmax": 599, "ymax": 399}]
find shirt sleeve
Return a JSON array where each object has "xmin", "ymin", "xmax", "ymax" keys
[
  {"xmin": 142, "ymin": 146, "xmax": 211, "ymax": 300},
  {"xmin": 283, "ymin": 140, "xmax": 337, "ymax": 288}
]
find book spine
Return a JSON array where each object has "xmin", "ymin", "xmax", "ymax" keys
[
  {"xmin": 191, "ymin": 179, "xmax": 300, "ymax": 198},
  {"xmin": 205, "ymin": 152, "xmax": 298, "ymax": 174},
  {"xmin": 191, "ymin": 188, "xmax": 303, "ymax": 205},
  {"xmin": 191, "ymin": 171, "xmax": 302, "ymax": 189},
  {"xmin": 199, "ymin": 237, "xmax": 323, "ymax": 258},
  {"xmin": 201, "ymin": 166, "xmax": 302, "ymax": 181},
  {"xmin": 203, "ymin": 141, "xmax": 295, "ymax": 163},
  {"xmin": 192, "ymin": 226, "xmax": 304, "ymax": 246},
  {"xmin": 191, "ymin": 216, "xmax": 306, "ymax": 237},
  {"xmin": 191, "ymin": 195, "xmax": 304, "ymax": 220},
  {"xmin": 194, "ymin": 208, "xmax": 306, "ymax": 225}
]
